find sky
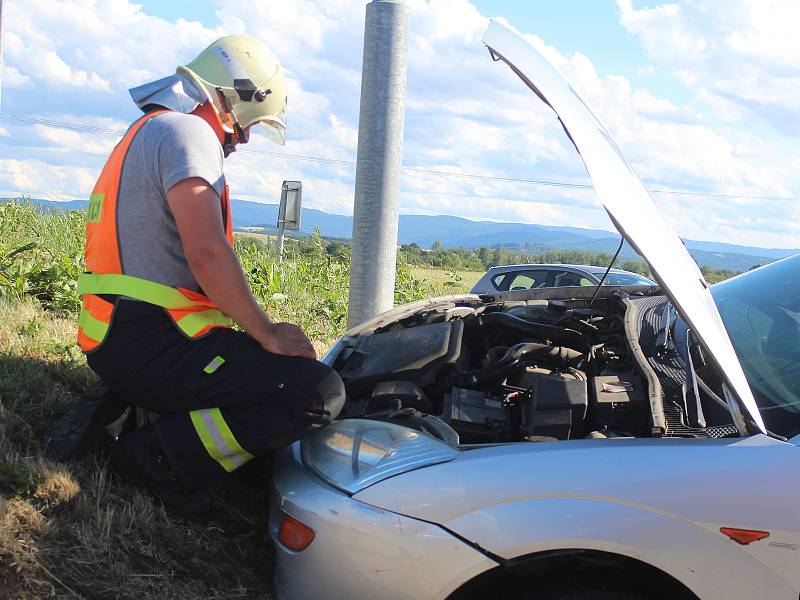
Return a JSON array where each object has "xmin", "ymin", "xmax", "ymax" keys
[{"xmin": 2, "ymin": 0, "xmax": 799, "ymax": 248}]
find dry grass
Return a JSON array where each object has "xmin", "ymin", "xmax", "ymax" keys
[
  {"xmin": 409, "ymin": 266, "xmax": 484, "ymax": 294},
  {"xmin": 0, "ymin": 299, "xmax": 276, "ymax": 599}
]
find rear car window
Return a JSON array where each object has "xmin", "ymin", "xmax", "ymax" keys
[
  {"xmin": 553, "ymin": 270, "xmax": 594, "ymax": 287},
  {"xmin": 507, "ymin": 270, "xmax": 550, "ymax": 290},
  {"xmin": 491, "ymin": 273, "xmax": 507, "ymax": 290},
  {"xmin": 602, "ymin": 272, "xmax": 656, "ymax": 286}
]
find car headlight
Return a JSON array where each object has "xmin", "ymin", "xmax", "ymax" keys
[{"xmin": 301, "ymin": 419, "xmax": 459, "ymax": 494}]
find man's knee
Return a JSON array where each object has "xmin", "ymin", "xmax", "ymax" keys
[
  {"xmin": 281, "ymin": 358, "xmax": 345, "ymax": 427},
  {"xmin": 314, "ymin": 365, "xmax": 346, "ymax": 426}
]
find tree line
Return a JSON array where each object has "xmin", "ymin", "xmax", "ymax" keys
[{"xmin": 250, "ymin": 232, "xmax": 741, "ymax": 284}]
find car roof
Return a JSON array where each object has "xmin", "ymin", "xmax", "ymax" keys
[{"xmin": 488, "ymin": 264, "xmax": 635, "ymax": 275}]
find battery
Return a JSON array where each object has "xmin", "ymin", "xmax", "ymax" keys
[{"xmin": 442, "ymin": 387, "xmax": 507, "ymax": 440}]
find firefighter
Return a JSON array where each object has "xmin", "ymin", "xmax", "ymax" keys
[{"xmin": 77, "ymin": 35, "xmax": 345, "ymax": 517}]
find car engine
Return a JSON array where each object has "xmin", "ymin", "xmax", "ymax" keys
[{"xmin": 330, "ymin": 293, "xmax": 681, "ymax": 444}]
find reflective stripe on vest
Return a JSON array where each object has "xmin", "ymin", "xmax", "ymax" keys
[
  {"xmin": 77, "ymin": 109, "xmax": 234, "ymax": 352},
  {"xmin": 190, "ymin": 407, "xmax": 254, "ymax": 472},
  {"xmin": 77, "ymin": 273, "xmax": 232, "ymax": 344}
]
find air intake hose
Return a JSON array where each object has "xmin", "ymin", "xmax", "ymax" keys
[
  {"xmin": 478, "ymin": 311, "xmax": 589, "ymax": 351},
  {"xmin": 453, "ymin": 342, "xmax": 585, "ymax": 389}
]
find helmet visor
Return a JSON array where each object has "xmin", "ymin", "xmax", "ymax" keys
[{"xmin": 253, "ymin": 103, "xmax": 287, "ymax": 146}]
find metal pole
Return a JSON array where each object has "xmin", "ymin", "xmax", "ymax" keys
[
  {"xmin": 276, "ymin": 223, "xmax": 285, "ymax": 262},
  {"xmin": 348, "ymin": 0, "xmax": 410, "ymax": 328}
]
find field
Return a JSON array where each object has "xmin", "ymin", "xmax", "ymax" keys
[
  {"xmin": 1, "ymin": 299, "xmax": 279, "ymax": 599},
  {"xmin": 0, "ymin": 201, "xmax": 461, "ymax": 599},
  {"xmin": 409, "ymin": 266, "xmax": 484, "ymax": 294}
]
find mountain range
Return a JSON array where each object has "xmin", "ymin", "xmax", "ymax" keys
[
  {"xmin": 225, "ymin": 200, "xmax": 800, "ymax": 272},
  {"xmin": 12, "ymin": 198, "xmax": 798, "ymax": 273}
]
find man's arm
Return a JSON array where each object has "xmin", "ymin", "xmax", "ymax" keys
[{"xmin": 167, "ymin": 177, "xmax": 315, "ymax": 359}]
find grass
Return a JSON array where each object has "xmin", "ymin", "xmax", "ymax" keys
[
  {"xmin": 409, "ymin": 266, "xmax": 484, "ymax": 294},
  {"xmin": 0, "ymin": 202, "xmax": 84, "ymax": 315},
  {"xmin": 0, "ymin": 200, "xmax": 451, "ymax": 599},
  {"xmin": 0, "ymin": 299, "xmax": 279, "ymax": 599}
]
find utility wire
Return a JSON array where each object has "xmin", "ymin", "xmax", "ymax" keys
[{"xmin": 1, "ymin": 111, "xmax": 798, "ymax": 204}]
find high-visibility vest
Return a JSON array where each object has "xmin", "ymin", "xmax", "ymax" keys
[{"xmin": 77, "ymin": 109, "xmax": 234, "ymax": 353}]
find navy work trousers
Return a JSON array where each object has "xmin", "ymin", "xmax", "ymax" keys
[{"xmin": 87, "ymin": 299, "xmax": 345, "ymax": 487}]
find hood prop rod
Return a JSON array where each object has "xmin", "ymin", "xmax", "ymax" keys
[{"xmin": 589, "ymin": 235, "xmax": 625, "ymax": 307}]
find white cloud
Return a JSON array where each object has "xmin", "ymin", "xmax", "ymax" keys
[
  {"xmin": 0, "ymin": 0, "xmax": 797, "ymax": 250},
  {"xmin": 4, "ymin": 28, "xmax": 110, "ymax": 92},
  {"xmin": 637, "ymin": 64, "xmax": 656, "ymax": 77},
  {"xmin": 3, "ymin": 65, "xmax": 31, "ymax": 88},
  {"xmin": 618, "ymin": 0, "xmax": 800, "ymax": 133},
  {"xmin": 5, "ymin": 0, "xmax": 225, "ymax": 95},
  {"xmin": 0, "ymin": 158, "xmax": 98, "ymax": 199},
  {"xmin": 33, "ymin": 125, "xmax": 117, "ymax": 156}
]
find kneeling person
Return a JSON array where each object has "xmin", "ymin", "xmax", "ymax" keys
[{"xmin": 77, "ymin": 35, "xmax": 344, "ymax": 517}]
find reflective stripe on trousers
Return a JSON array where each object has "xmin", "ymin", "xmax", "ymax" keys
[{"xmin": 189, "ymin": 407, "xmax": 254, "ymax": 472}]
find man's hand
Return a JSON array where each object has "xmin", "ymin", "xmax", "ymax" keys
[{"xmin": 260, "ymin": 322, "xmax": 317, "ymax": 360}]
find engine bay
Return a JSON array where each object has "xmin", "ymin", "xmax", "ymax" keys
[{"xmin": 330, "ymin": 291, "xmax": 741, "ymax": 445}]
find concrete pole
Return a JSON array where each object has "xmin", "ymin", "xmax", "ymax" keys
[{"xmin": 347, "ymin": 0, "xmax": 410, "ymax": 328}]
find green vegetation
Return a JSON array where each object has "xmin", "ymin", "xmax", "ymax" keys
[
  {"xmin": 0, "ymin": 201, "xmax": 458, "ymax": 598},
  {"xmin": 700, "ymin": 265, "xmax": 739, "ymax": 285},
  {"xmin": 400, "ymin": 240, "xmax": 659, "ymax": 275},
  {"xmin": 0, "ymin": 202, "xmax": 448, "ymax": 347},
  {"xmin": 0, "ymin": 202, "xmax": 84, "ymax": 315},
  {"xmin": 0, "ymin": 200, "xmax": 740, "ymax": 597},
  {"xmin": 236, "ymin": 233, "xmax": 431, "ymax": 344}
]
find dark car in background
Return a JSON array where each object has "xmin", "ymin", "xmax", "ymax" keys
[{"xmin": 470, "ymin": 263, "xmax": 657, "ymax": 294}]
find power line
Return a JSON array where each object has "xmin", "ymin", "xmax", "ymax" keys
[
  {"xmin": 2, "ymin": 113, "xmax": 126, "ymax": 135},
  {"xmin": 1, "ymin": 111, "xmax": 798, "ymax": 204}
]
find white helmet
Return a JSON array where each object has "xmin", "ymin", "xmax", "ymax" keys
[{"xmin": 178, "ymin": 34, "xmax": 288, "ymax": 145}]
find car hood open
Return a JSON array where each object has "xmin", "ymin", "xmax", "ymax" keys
[{"xmin": 482, "ymin": 20, "xmax": 766, "ymax": 433}]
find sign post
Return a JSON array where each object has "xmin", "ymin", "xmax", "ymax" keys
[{"xmin": 276, "ymin": 180, "xmax": 302, "ymax": 261}]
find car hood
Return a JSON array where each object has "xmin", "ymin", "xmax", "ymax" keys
[{"xmin": 482, "ymin": 20, "xmax": 765, "ymax": 433}]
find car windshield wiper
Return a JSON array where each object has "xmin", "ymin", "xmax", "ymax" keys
[{"xmin": 655, "ymin": 303, "xmax": 677, "ymax": 354}]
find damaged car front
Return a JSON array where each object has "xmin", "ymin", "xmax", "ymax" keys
[{"xmin": 268, "ymin": 20, "xmax": 800, "ymax": 600}]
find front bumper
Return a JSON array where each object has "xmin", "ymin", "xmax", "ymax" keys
[{"xmin": 269, "ymin": 443, "xmax": 498, "ymax": 600}]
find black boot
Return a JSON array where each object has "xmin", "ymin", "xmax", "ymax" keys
[
  {"xmin": 47, "ymin": 380, "xmax": 131, "ymax": 461},
  {"xmin": 111, "ymin": 426, "xmax": 217, "ymax": 520}
]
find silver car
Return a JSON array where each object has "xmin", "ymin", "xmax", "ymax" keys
[
  {"xmin": 470, "ymin": 264, "xmax": 657, "ymax": 295},
  {"xmin": 268, "ymin": 21, "xmax": 800, "ymax": 600}
]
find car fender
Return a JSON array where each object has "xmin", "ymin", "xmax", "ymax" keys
[
  {"xmin": 439, "ymin": 496, "xmax": 796, "ymax": 600},
  {"xmin": 270, "ymin": 445, "xmax": 499, "ymax": 600}
]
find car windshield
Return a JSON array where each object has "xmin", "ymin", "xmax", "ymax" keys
[
  {"xmin": 711, "ymin": 256, "xmax": 800, "ymax": 438},
  {"xmin": 600, "ymin": 273, "xmax": 656, "ymax": 286}
]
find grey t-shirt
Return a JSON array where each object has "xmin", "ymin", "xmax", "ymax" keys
[{"xmin": 117, "ymin": 111, "xmax": 225, "ymax": 292}]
